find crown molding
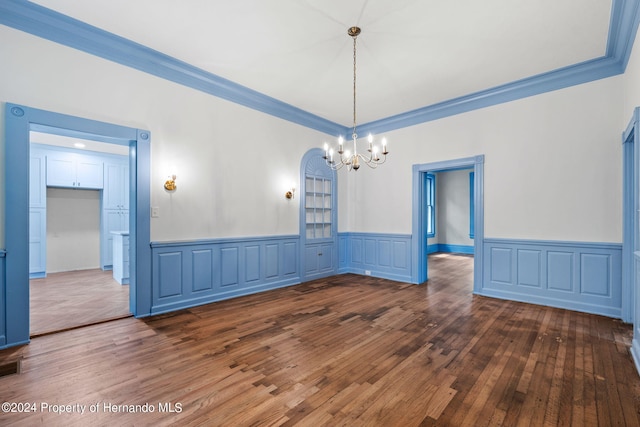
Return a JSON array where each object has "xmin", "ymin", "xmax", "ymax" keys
[
  {"xmin": 0, "ymin": 0, "xmax": 348, "ymax": 136},
  {"xmin": 357, "ymin": 56, "xmax": 622, "ymax": 136},
  {"xmin": 1, "ymin": 0, "xmax": 638, "ymax": 136}
]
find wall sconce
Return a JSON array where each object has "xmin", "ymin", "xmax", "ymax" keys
[
  {"xmin": 164, "ymin": 174, "xmax": 177, "ymax": 191},
  {"xmin": 285, "ymin": 184, "xmax": 296, "ymax": 200}
]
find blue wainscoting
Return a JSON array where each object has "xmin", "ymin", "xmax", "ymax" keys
[
  {"xmin": 338, "ymin": 233, "xmax": 412, "ymax": 283},
  {"xmin": 150, "ymin": 235, "xmax": 300, "ymax": 314},
  {"xmin": 0, "ymin": 250, "xmax": 5, "ymax": 348},
  {"xmin": 481, "ymin": 239, "xmax": 622, "ymax": 318}
]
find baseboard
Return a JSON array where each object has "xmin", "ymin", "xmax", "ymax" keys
[
  {"xmin": 338, "ymin": 267, "xmax": 412, "ymax": 284},
  {"xmin": 150, "ymin": 277, "xmax": 301, "ymax": 315},
  {"xmin": 428, "ymin": 244, "xmax": 474, "ymax": 255}
]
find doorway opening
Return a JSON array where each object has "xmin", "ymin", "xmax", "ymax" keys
[
  {"xmin": 411, "ymin": 156, "xmax": 484, "ymax": 292},
  {"xmin": 4, "ymin": 103, "xmax": 152, "ymax": 349},
  {"xmin": 29, "ymin": 132, "xmax": 132, "ymax": 336},
  {"xmin": 426, "ymin": 168, "xmax": 475, "ymax": 291}
]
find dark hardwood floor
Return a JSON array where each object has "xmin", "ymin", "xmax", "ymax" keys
[
  {"xmin": 1, "ymin": 253, "xmax": 638, "ymax": 426},
  {"xmin": 30, "ymin": 268, "xmax": 131, "ymax": 336}
]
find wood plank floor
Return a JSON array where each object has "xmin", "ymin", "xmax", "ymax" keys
[
  {"xmin": 30, "ymin": 269, "xmax": 131, "ymax": 336},
  {"xmin": 1, "ymin": 253, "xmax": 638, "ymax": 426}
]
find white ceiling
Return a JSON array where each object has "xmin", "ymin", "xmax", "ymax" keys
[
  {"xmin": 30, "ymin": 132, "xmax": 130, "ymax": 155},
  {"xmin": 31, "ymin": 0, "xmax": 612, "ymax": 127}
]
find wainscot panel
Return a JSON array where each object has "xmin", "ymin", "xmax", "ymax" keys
[
  {"xmin": 150, "ymin": 236, "xmax": 300, "ymax": 314},
  {"xmin": 481, "ymin": 239, "xmax": 622, "ymax": 318},
  {"xmin": 0, "ymin": 250, "xmax": 5, "ymax": 347},
  {"xmin": 338, "ymin": 233, "xmax": 412, "ymax": 283}
]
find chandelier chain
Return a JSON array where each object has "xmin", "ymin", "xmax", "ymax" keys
[{"xmin": 353, "ymin": 33, "xmax": 357, "ymax": 138}]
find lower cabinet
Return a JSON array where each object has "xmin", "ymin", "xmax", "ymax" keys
[
  {"xmin": 304, "ymin": 242, "xmax": 335, "ymax": 279},
  {"xmin": 112, "ymin": 232, "xmax": 129, "ymax": 285},
  {"xmin": 102, "ymin": 209, "xmax": 129, "ymax": 269},
  {"xmin": 29, "ymin": 208, "xmax": 46, "ymax": 277}
]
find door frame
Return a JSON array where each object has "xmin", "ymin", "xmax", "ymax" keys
[
  {"xmin": 4, "ymin": 103, "xmax": 151, "ymax": 348},
  {"xmin": 412, "ymin": 155, "xmax": 485, "ymax": 288},
  {"xmin": 623, "ymin": 107, "xmax": 639, "ymax": 324}
]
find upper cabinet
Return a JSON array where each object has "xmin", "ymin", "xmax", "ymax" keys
[
  {"xmin": 29, "ymin": 147, "xmax": 46, "ymax": 208},
  {"xmin": 46, "ymin": 151, "xmax": 104, "ymax": 189},
  {"xmin": 103, "ymin": 161, "xmax": 129, "ymax": 210}
]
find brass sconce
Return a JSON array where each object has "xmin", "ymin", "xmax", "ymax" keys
[
  {"xmin": 285, "ymin": 185, "xmax": 296, "ymax": 200},
  {"xmin": 164, "ymin": 174, "xmax": 177, "ymax": 191}
]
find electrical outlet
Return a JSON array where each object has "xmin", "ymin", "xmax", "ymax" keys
[
  {"xmin": 151, "ymin": 207, "xmax": 160, "ymax": 218},
  {"xmin": 365, "ymin": 270, "xmax": 371, "ymax": 276}
]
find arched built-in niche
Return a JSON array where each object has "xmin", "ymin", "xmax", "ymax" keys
[{"xmin": 299, "ymin": 148, "xmax": 338, "ymax": 281}]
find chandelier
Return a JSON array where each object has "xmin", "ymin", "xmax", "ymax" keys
[{"xmin": 323, "ymin": 26, "xmax": 389, "ymax": 171}]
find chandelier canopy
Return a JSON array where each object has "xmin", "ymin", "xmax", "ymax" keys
[{"xmin": 323, "ymin": 26, "xmax": 389, "ymax": 171}]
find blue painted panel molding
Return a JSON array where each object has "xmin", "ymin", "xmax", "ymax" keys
[
  {"xmin": 427, "ymin": 244, "xmax": 474, "ymax": 255},
  {"xmin": 481, "ymin": 238, "xmax": 622, "ymax": 318},
  {"xmin": 1, "ymin": 0, "xmax": 638, "ymax": 136},
  {"xmin": 150, "ymin": 235, "xmax": 300, "ymax": 314},
  {"xmin": 338, "ymin": 233, "xmax": 412, "ymax": 283}
]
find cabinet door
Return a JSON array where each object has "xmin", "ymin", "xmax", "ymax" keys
[
  {"xmin": 29, "ymin": 153, "xmax": 46, "ymax": 207},
  {"xmin": 47, "ymin": 154, "xmax": 76, "ymax": 188},
  {"xmin": 76, "ymin": 157, "xmax": 103, "ymax": 189},
  {"xmin": 104, "ymin": 163, "xmax": 128, "ymax": 209},
  {"xmin": 29, "ymin": 208, "xmax": 46, "ymax": 275},
  {"xmin": 305, "ymin": 245, "xmax": 320, "ymax": 275},
  {"xmin": 318, "ymin": 243, "xmax": 333, "ymax": 272},
  {"xmin": 103, "ymin": 210, "xmax": 123, "ymax": 267},
  {"xmin": 104, "ymin": 163, "xmax": 123, "ymax": 209}
]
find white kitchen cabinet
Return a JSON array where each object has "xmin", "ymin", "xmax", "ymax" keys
[
  {"xmin": 103, "ymin": 162, "xmax": 129, "ymax": 210},
  {"xmin": 111, "ymin": 231, "xmax": 130, "ymax": 285},
  {"xmin": 102, "ymin": 209, "xmax": 129, "ymax": 268},
  {"xmin": 47, "ymin": 152, "xmax": 104, "ymax": 189}
]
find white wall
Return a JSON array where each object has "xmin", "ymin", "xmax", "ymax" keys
[
  {"xmin": 339, "ymin": 74, "xmax": 624, "ymax": 244},
  {"xmin": 0, "ymin": 26, "xmax": 325, "ymax": 244},
  {"xmin": 46, "ymin": 188, "xmax": 101, "ymax": 272},
  {"xmin": 0, "ymin": 24, "xmax": 635, "ymax": 247},
  {"xmin": 436, "ymin": 169, "xmax": 474, "ymax": 247}
]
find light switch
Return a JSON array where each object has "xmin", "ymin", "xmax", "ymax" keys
[{"xmin": 151, "ymin": 207, "xmax": 160, "ymax": 218}]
